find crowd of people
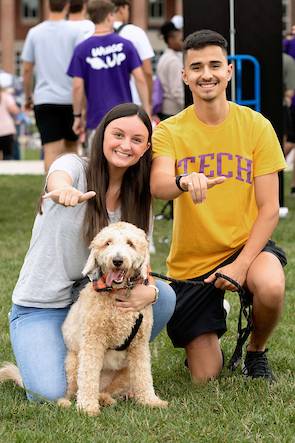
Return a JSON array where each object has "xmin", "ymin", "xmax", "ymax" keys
[{"xmin": 0, "ymin": 0, "xmax": 289, "ymax": 402}]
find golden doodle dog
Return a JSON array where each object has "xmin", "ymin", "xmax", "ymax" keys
[{"xmin": 57, "ymin": 221, "xmax": 168, "ymax": 415}]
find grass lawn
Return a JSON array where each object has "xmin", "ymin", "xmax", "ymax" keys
[{"xmin": 0, "ymin": 173, "xmax": 294, "ymax": 443}]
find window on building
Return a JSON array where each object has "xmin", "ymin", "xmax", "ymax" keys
[
  {"xmin": 21, "ymin": 0, "xmax": 40, "ymax": 22},
  {"xmin": 149, "ymin": 0, "xmax": 165, "ymax": 26}
]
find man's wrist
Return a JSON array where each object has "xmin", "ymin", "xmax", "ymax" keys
[
  {"xmin": 73, "ymin": 113, "xmax": 82, "ymax": 118},
  {"xmin": 175, "ymin": 174, "xmax": 189, "ymax": 192}
]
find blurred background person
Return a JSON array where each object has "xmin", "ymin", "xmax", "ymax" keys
[
  {"xmin": 0, "ymin": 74, "xmax": 21, "ymax": 160},
  {"xmin": 156, "ymin": 21, "xmax": 184, "ymax": 120},
  {"xmin": 67, "ymin": 0, "xmax": 150, "ymax": 149},
  {"xmin": 21, "ymin": 0, "xmax": 83, "ymax": 173},
  {"xmin": 68, "ymin": 0, "xmax": 95, "ymax": 37},
  {"xmin": 112, "ymin": 0, "xmax": 154, "ymax": 108},
  {"xmin": 283, "ymin": 32, "xmax": 295, "ymax": 196}
]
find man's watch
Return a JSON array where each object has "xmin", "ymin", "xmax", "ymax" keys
[
  {"xmin": 73, "ymin": 113, "xmax": 82, "ymax": 118},
  {"xmin": 175, "ymin": 174, "xmax": 188, "ymax": 192}
]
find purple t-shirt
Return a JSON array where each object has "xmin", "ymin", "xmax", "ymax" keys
[{"xmin": 67, "ymin": 33, "xmax": 142, "ymax": 129}]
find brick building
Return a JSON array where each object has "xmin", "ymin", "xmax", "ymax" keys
[{"xmin": 0, "ymin": 0, "xmax": 182, "ymax": 76}]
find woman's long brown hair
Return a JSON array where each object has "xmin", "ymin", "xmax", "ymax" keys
[{"xmin": 84, "ymin": 103, "xmax": 153, "ymax": 245}]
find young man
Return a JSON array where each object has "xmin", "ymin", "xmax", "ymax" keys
[
  {"xmin": 68, "ymin": 0, "xmax": 95, "ymax": 38},
  {"xmin": 112, "ymin": 0, "xmax": 154, "ymax": 106},
  {"xmin": 151, "ymin": 30, "xmax": 287, "ymax": 383},
  {"xmin": 21, "ymin": 0, "xmax": 83, "ymax": 173},
  {"xmin": 67, "ymin": 0, "xmax": 150, "ymax": 142},
  {"xmin": 156, "ymin": 21, "xmax": 184, "ymax": 119}
]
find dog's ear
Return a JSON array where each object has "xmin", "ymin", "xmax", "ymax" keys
[
  {"xmin": 82, "ymin": 248, "xmax": 97, "ymax": 277},
  {"xmin": 139, "ymin": 241, "xmax": 150, "ymax": 281}
]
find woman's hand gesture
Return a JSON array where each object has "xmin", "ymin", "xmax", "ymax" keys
[{"xmin": 42, "ymin": 186, "xmax": 96, "ymax": 207}]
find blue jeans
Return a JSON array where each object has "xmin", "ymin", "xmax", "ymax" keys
[{"xmin": 9, "ymin": 280, "xmax": 176, "ymax": 401}]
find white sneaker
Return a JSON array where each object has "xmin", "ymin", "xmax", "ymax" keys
[{"xmin": 223, "ymin": 299, "xmax": 230, "ymax": 317}]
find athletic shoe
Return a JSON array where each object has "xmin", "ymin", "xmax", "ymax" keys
[
  {"xmin": 242, "ymin": 349, "xmax": 275, "ymax": 381},
  {"xmin": 223, "ymin": 299, "xmax": 230, "ymax": 317}
]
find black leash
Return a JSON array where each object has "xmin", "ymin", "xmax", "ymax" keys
[
  {"xmin": 150, "ymin": 271, "xmax": 206, "ymax": 288},
  {"xmin": 150, "ymin": 271, "xmax": 253, "ymax": 371}
]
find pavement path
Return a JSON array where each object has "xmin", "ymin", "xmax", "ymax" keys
[{"xmin": 0, "ymin": 160, "xmax": 44, "ymax": 175}]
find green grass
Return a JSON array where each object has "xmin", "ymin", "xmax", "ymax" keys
[
  {"xmin": 0, "ymin": 174, "xmax": 295, "ymax": 443},
  {"xmin": 22, "ymin": 148, "xmax": 41, "ymax": 161}
]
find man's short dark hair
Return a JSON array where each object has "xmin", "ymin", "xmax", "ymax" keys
[
  {"xmin": 69, "ymin": 0, "xmax": 86, "ymax": 14},
  {"xmin": 49, "ymin": 0, "xmax": 68, "ymax": 12},
  {"xmin": 87, "ymin": 0, "xmax": 115, "ymax": 24},
  {"xmin": 160, "ymin": 21, "xmax": 178, "ymax": 45},
  {"xmin": 111, "ymin": 0, "xmax": 130, "ymax": 8},
  {"xmin": 183, "ymin": 29, "xmax": 228, "ymax": 58}
]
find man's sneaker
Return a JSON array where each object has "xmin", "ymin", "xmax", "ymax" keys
[
  {"xmin": 223, "ymin": 299, "xmax": 230, "ymax": 317},
  {"xmin": 242, "ymin": 349, "xmax": 275, "ymax": 381}
]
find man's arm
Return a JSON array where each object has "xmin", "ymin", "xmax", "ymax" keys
[
  {"xmin": 22, "ymin": 61, "xmax": 34, "ymax": 111},
  {"xmin": 132, "ymin": 66, "xmax": 151, "ymax": 116},
  {"xmin": 233, "ymin": 172, "xmax": 280, "ymax": 267},
  {"xmin": 72, "ymin": 76, "xmax": 85, "ymax": 136},
  {"xmin": 151, "ymin": 156, "xmax": 225, "ymax": 204},
  {"xmin": 205, "ymin": 172, "xmax": 280, "ymax": 288}
]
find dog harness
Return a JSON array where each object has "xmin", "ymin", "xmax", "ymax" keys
[{"xmin": 91, "ymin": 269, "xmax": 153, "ymax": 351}]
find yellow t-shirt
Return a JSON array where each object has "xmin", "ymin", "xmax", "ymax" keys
[{"xmin": 152, "ymin": 102, "xmax": 287, "ymax": 279}]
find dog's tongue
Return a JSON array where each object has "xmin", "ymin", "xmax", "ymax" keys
[{"xmin": 106, "ymin": 270, "xmax": 125, "ymax": 286}]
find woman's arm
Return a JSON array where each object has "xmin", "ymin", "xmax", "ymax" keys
[{"xmin": 44, "ymin": 170, "xmax": 95, "ymax": 206}]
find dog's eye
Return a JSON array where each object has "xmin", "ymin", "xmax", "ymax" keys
[
  {"xmin": 127, "ymin": 239, "xmax": 135, "ymax": 248},
  {"xmin": 104, "ymin": 240, "xmax": 112, "ymax": 246}
]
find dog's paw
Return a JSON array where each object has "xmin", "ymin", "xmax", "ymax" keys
[
  {"xmin": 99, "ymin": 392, "xmax": 117, "ymax": 406},
  {"xmin": 147, "ymin": 397, "xmax": 168, "ymax": 408},
  {"xmin": 137, "ymin": 395, "xmax": 168, "ymax": 408},
  {"xmin": 77, "ymin": 401, "xmax": 101, "ymax": 416},
  {"xmin": 57, "ymin": 398, "xmax": 72, "ymax": 409}
]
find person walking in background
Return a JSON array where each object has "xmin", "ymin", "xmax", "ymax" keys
[
  {"xmin": 67, "ymin": 0, "xmax": 150, "ymax": 146},
  {"xmin": 151, "ymin": 29, "xmax": 287, "ymax": 384},
  {"xmin": 156, "ymin": 20, "xmax": 184, "ymax": 120},
  {"xmin": 282, "ymin": 52, "xmax": 295, "ymax": 196},
  {"xmin": 68, "ymin": 0, "xmax": 95, "ymax": 38},
  {"xmin": 112, "ymin": 0, "xmax": 154, "ymax": 107},
  {"xmin": 0, "ymin": 82, "xmax": 21, "ymax": 160},
  {"xmin": 21, "ymin": 0, "xmax": 83, "ymax": 173}
]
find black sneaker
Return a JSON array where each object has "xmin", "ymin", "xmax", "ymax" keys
[{"xmin": 242, "ymin": 349, "xmax": 275, "ymax": 381}]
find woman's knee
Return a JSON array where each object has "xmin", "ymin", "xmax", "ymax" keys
[{"xmin": 26, "ymin": 380, "xmax": 66, "ymax": 402}]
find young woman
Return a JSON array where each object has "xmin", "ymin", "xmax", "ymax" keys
[{"xmin": 8, "ymin": 103, "xmax": 176, "ymax": 401}]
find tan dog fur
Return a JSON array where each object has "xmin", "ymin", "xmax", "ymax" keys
[{"xmin": 58, "ymin": 222, "xmax": 167, "ymax": 416}]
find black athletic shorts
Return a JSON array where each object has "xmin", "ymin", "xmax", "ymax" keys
[
  {"xmin": 167, "ymin": 240, "xmax": 287, "ymax": 348},
  {"xmin": 0, "ymin": 134, "xmax": 14, "ymax": 159},
  {"xmin": 34, "ymin": 104, "xmax": 78, "ymax": 145}
]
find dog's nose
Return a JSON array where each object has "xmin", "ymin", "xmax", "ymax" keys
[{"xmin": 113, "ymin": 257, "xmax": 123, "ymax": 268}]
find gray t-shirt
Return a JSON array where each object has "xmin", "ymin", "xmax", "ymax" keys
[
  {"xmin": 21, "ymin": 20, "xmax": 83, "ymax": 105},
  {"xmin": 12, "ymin": 154, "xmax": 122, "ymax": 308}
]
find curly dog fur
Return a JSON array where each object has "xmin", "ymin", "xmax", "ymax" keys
[{"xmin": 58, "ymin": 221, "xmax": 167, "ymax": 415}]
